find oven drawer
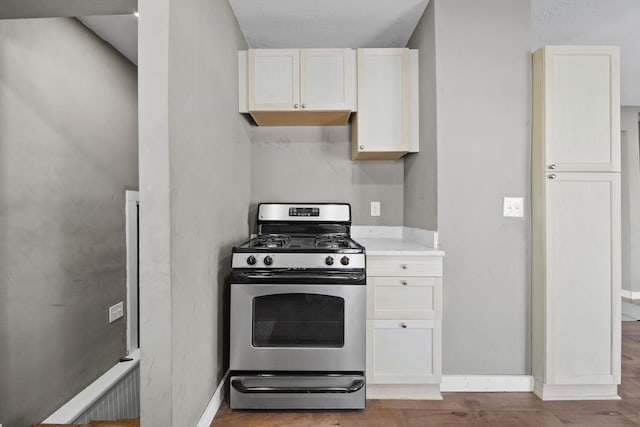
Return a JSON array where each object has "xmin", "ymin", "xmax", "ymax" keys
[
  {"xmin": 367, "ymin": 256, "xmax": 443, "ymax": 277},
  {"xmin": 230, "ymin": 374, "xmax": 366, "ymax": 409},
  {"xmin": 367, "ymin": 277, "xmax": 442, "ymax": 320}
]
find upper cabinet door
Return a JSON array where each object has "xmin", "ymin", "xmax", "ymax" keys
[
  {"xmin": 249, "ymin": 49, "xmax": 300, "ymax": 111},
  {"xmin": 539, "ymin": 46, "xmax": 620, "ymax": 172},
  {"xmin": 352, "ymin": 48, "xmax": 410, "ymax": 160},
  {"xmin": 300, "ymin": 49, "xmax": 355, "ymax": 111}
]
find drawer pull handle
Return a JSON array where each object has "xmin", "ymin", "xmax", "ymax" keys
[
  {"xmin": 400, "ymin": 323, "xmax": 408, "ymax": 328},
  {"xmin": 401, "ymin": 264, "xmax": 408, "ymax": 269},
  {"xmin": 401, "ymin": 280, "xmax": 408, "ymax": 286}
]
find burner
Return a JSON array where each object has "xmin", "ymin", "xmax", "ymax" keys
[
  {"xmin": 315, "ymin": 236, "xmax": 350, "ymax": 249},
  {"xmin": 249, "ymin": 234, "xmax": 291, "ymax": 249}
]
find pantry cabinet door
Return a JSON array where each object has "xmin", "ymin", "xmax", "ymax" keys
[
  {"xmin": 248, "ymin": 49, "xmax": 300, "ymax": 111},
  {"xmin": 544, "ymin": 172, "xmax": 621, "ymax": 384},
  {"xmin": 544, "ymin": 46, "xmax": 620, "ymax": 172}
]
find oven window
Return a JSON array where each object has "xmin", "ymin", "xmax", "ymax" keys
[{"xmin": 253, "ymin": 293, "xmax": 345, "ymax": 348}]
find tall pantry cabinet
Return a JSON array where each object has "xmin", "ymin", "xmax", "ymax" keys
[{"xmin": 532, "ymin": 46, "xmax": 621, "ymax": 400}]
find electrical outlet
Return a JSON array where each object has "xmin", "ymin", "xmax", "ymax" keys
[
  {"xmin": 370, "ymin": 201, "xmax": 381, "ymax": 217},
  {"xmin": 109, "ymin": 301, "xmax": 124, "ymax": 323},
  {"xmin": 503, "ymin": 197, "xmax": 524, "ymax": 217}
]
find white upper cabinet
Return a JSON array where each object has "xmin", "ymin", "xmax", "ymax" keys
[
  {"xmin": 249, "ymin": 49, "xmax": 300, "ymax": 111},
  {"xmin": 242, "ymin": 48, "xmax": 355, "ymax": 126},
  {"xmin": 300, "ymin": 49, "xmax": 355, "ymax": 111},
  {"xmin": 536, "ymin": 46, "xmax": 620, "ymax": 172},
  {"xmin": 352, "ymin": 48, "xmax": 419, "ymax": 160}
]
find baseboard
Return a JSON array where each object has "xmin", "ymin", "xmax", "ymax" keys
[
  {"xmin": 534, "ymin": 381, "xmax": 620, "ymax": 400},
  {"xmin": 621, "ymin": 289, "xmax": 640, "ymax": 300},
  {"xmin": 42, "ymin": 349, "xmax": 140, "ymax": 423},
  {"xmin": 440, "ymin": 375, "xmax": 534, "ymax": 392},
  {"xmin": 367, "ymin": 383, "xmax": 442, "ymax": 400},
  {"xmin": 195, "ymin": 370, "xmax": 230, "ymax": 427}
]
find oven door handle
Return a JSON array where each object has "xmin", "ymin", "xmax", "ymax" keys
[{"xmin": 231, "ymin": 379, "xmax": 365, "ymax": 394}]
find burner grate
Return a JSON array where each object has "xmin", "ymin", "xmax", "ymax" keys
[{"xmin": 249, "ymin": 234, "xmax": 291, "ymax": 249}]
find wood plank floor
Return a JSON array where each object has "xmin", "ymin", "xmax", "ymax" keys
[{"xmin": 212, "ymin": 321, "xmax": 640, "ymax": 426}]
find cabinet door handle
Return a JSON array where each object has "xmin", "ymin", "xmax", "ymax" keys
[
  {"xmin": 301, "ymin": 104, "xmax": 306, "ymax": 109},
  {"xmin": 293, "ymin": 103, "xmax": 299, "ymax": 109},
  {"xmin": 359, "ymin": 145, "xmax": 365, "ymax": 150},
  {"xmin": 401, "ymin": 264, "xmax": 408, "ymax": 270},
  {"xmin": 401, "ymin": 280, "xmax": 408, "ymax": 286},
  {"xmin": 548, "ymin": 174, "xmax": 557, "ymax": 180},
  {"xmin": 548, "ymin": 164, "xmax": 557, "ymax": 170},
  {"xmin": 400, "ymin": 323, "xmax": 408, "ymax": 328}
]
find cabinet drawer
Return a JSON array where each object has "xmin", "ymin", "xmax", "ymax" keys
[
  {"xmin": 367, "ymin": 277, "xmax": 441, "ymax": 320},
  {"xmin": 366, "ymin": 319, "xmax": 441, "ymax": 384},
  {"xmin": 367, "ymin": 256, "xmax": 442, "ymax": 277}
]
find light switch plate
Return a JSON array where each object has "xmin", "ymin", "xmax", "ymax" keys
[
  {"xmin": 109, "ymin": 301, "xmax": 124, "ymax": 323},
  {"xmin": 370, "ymin": 201, "xmax": 381, "ymax": 217},
  {"xmin": 503, "ymin": 197, "xmax": 524, "ymax": 217}
]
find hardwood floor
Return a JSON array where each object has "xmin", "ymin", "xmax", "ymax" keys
[{"xmin": 212, "ymin": 322, "xmax": 640, "ymax": 426}]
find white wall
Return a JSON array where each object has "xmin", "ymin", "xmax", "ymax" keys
[
  {"xmin": 138, "ymin": 0, "xmax": 251, "ymax": 425},
  {"xmin": 413, "ymin": 0, "xmax": 532, "ymax": 374},
  {"xmin": 621, "ymin": 106, "xmax": 640, "ymax": 294},
  {"xmin": 0, "ymin": 18, "xmax": 138, "ymax": 426}
]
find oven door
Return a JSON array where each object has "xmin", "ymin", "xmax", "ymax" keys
[{"xmin": 230, "ymin": 283, "xmax": 365, "ymax": 372}]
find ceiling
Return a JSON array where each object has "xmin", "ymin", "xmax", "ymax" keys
[
  {"xmin": 227, "ymin": 0, "xmax": 429, "ymax": 49},
  {"xmin": 1, "ymin": 0, "xmax": 639, "ymax": 105}
]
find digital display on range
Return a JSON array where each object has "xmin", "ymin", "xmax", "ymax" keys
[{"xmin": 289, "ymin": 207, "xmax": 320, "ymax": 217}]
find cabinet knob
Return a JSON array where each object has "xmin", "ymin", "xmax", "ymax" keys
[
  {"xmin": 400, "ymin": 323, "xmax": 408, "ymax": 329},
  {"xmin": 301, "ymin": 104, "xmax": 306, "ymax": 109},
  {"xmin": 548, "ymin": 174, "xmax": 557, "ymax": 180},
  {"xmin": 293, "ymin": 103, "xmax": 299, "ymax": 109},
  {"xmin": 401, "ymin": 280, "xmax": 408, "ymax": 286},
  {"xmin": 548, "ymin": 164, "xmax": 557, "ymax": 170},
  {"xmin": 401, "ymin": 264, "xmax": 408, "ymax": 270},
  {"xmin": 359, "ymin": 145, "xmax": 365, "ymax": 150}
]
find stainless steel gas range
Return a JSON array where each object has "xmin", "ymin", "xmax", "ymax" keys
[{"xmin": 229, "ymin": 203, "xmax": 366, "ymax": 410}]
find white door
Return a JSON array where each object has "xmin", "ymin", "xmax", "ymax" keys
[
  {"xmin": 300, "ymin": 49, "xmax": 353, "ymax": 111},
  {"xmin": 248, "ymin": 49, "xmax": 300, "ymax": 111},
  {"xmin": 545, "ymin": 172, "xmax": 621, "ymax": 384},
  {"xmin": 545, "ymin": 46, "xmax": 620, "ymax": 172}
]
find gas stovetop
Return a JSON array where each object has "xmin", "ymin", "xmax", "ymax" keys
[
  {"xmin": 231, "ymin": 203, "xmax": 365, "ymax": 270},
  {"xmin": 238, "ymin": 234, "xmax": 363, "ymax": 251}
]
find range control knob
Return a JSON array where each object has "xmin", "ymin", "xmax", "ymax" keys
[
  {"xmin": 340, "ymin": 256, "xmax": 350, "ymax": 266},
  {"xmin": 263, "ymin": 256, "xmax": 273, "ymax": 266},
  {"xmin": 246, "ymin": 255, "xmax": 257, "ymax": 265},
  {"xmin": 325, "ymin": 256, "xmax": 334, "ymax": 266}
]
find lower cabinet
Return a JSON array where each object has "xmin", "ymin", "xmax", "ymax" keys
[
  {"xmin": 366, "ymin": 255, "xmax": 443, "ymax": 399},
  {"xmin": 367, "ymin": 319, "xmax": 440, "ymax": 384}
]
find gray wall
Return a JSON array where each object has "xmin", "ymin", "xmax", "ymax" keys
[
  {"xmin": 250, "ymin": 125, "xmax": 404, "ymax": 228},
  {"xmin": 138, "ymin": 0, "xmax": 251, "ymax": 425},
  {"xmin": 621, "ymin": 106, "xmax": 640, "ymax": 293},
  {"xmin": 0, "ymin": 18, "xmax": 138, "ymax": 427},
  {"xmin": 405, "ymin": 2, "xmax": 438, "ymax": 231},
  {"xmin": 421, "ymin": 0, "xmax": 532, "ymax": 374}
]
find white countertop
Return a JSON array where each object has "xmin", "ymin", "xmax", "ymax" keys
[
  {"xmin": 351, "ymin": 226, "xmax": 445, "ymax": 256},
  {"xmin": 356, "ymin": 237, "xmax": 444, "ymax": 256}
]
